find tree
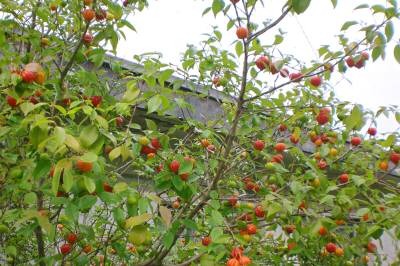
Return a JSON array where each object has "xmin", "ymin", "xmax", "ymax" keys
[{"xmin": 0, "ymin": 0, "xmax": 399, "ymax": 265}]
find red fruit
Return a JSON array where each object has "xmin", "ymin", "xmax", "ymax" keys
[
  {"xmin": 289, "ymin": 72, "xmax": 303, "ymax": 82},
  {"xmin": 212, "ymin": 76, "xmax": 221, "ymax": 87},
  {"xmin": 156, "ymin": 163, "xmax": 163, "ymax": 173},
  {"xmin": 274, "ymin": 143, "xmax": 286, "ymax": 153},
  {"xmin": 60, "ymin": 243, "xmax": 71, "ymax": 255},
  {"xmin": 179, "ymin": 173, "xmax": 189, "ymax": 181},
  {"xmin": 254, "ymin": 184, "xmax": 260, "ymax": 192},
  {"xmin": 169, "ymin": 160, "xmax": 180, "ymax": 173},
  {"xmin": 95, "ymin": 9, "xmax": 107, "ymax": 21},
  {"xmin": 67, "ymin": 233, "xmax": 77, "ymax": 244},
  {"xmin": 104, "ymin": 145, "xmax": 113, "ymax": 154},
  {"xmin": 318, "ymin": 226, "xmax": 327, "ymax": 236},
  {"xmin": 103, "ymin": 182, "xmax": 113, "ymax": 192},
  {"xmin": 76, "ymin": 160, "xmax": 93, "ymax": 173},
  {"xmin": 151, "ymin": 138, "xmax": 162, "ymax": 150},
  {"xmin": 49, "ymin": 167, "xmax": 55, "ymax": 177},
  {"xmin": 390, "ymin": 152, "xmax": 400, "ymax": 164},
  {"xmin": 325, "ymin": 242, "xmax": 337, "ymax": 253},
  {"xmin": 298, "ymin": 201, "xmax": 306, "ymax": 210},
  {"xmin": 6, "ymin": 95, "xmax": 17, "ymax": 107},
  {"xmin": 287, "ymin": 242, "xmax": 297, "ymax": 251},
  {"xmin": 21, "ymin": 70, "xmax": 37, "ymax": 83},
  {"xmin": 82, "ymin": 8, "xmax": 95, "ymax": 22},
  {"xmin": 269, "ymin": 184, "xmax": 278, "ymax": 192},
  {"xmin": 278, "ymin": 124, "xmax": 287, "ymax": 132},
  {"xmin": 84, "ymin": 0, "xmax": 93, "ymax": 5},
  {"xmin": 339, "ymin": 174, "xmax": 349, "ymax": 184},
  {"xmin": 320, "ymin": 107, "xmax": 331, "ymax": 115},
  {"xmin": 242, "ymin": 177, "xmax": 252, "ymax": 183},
  {"xmin": 239, "ymin": 213, "xmax": 252, "ymax": 222},
  {"xmin": 230, "ymin": 0, "xmax": 240, "ymax": 4},
  {"xmin": 246, "ymin": 224, "xmax": 257, "ymax": 235},
  {"xmin": 239, "ymin": 256, "xmax": 251, "ymax": 265},
  {"xmin": 280, "ymin": 68, "xmax": 290, "ymax": 78},
  {"xmin": 255, "ymin": 56, "xmax": 270, "ymax": 71},
  {"xmin": 228, "ymin": 196, "xmax": 238, "ymax": 207},
  {"xmin": 316, "ymin": 113, "xmax": 329, "ymax": 125},
  {"xmin": 83, "ymin": 245, "xmax": 92, "ymax": 253},
  {"xmin": 29, "ymin": 96, "xmax": 38, "ymax": 104},
  {"xmin": 351, "ymin": 136, "xmax": 362, "ymax": 146},
  {"xmin": 269, "ymin": 62, "xmax": 278, "ymax": 75},
  {"xmin": 367, "ymin": 127, "xmax": 377, "ymax": 136},
  {"xmin": 227, "ymin": 258, "xmax": 240, "ymax": 266},
  {"xmin": 254, "ymin": 205, "xmax": 265, "ymax": 218},
  {"xmin": 245, "ymin": 182, "xmax": 255, "ymax": 190},
  {"xmin": 116, "ymin": 116, "xmax": 124, "ymax": 126},
  {"xmin": 200, "ymin": 139, "xmax": 210, "ymax": 147},
  {"xmin": 123, "ymin": 0, "xmax": 129, "ymax": 7},
  {"xmin": 91, "ymin": 96, "xmax": 102, "ymax": 107},
  {"xmin": 310, "ymin": 76, "xmax": 322, "ymax": 87},
  {"xmin": 83, "ymin": 33, "xmax": 93, "ymax": 44},
  {"xmin": 34, "ymin": 90, "xmax": 43, "ymax": 97},
  {"xmin": 207, "ymin": 144, "xmax": 216, "ymax": 152},
  {"xmin": 271, "ymin": 154, "xmax": 284, "ymax": 163},
  {"xmin": 253, "ymin": 139, "xmax": 265, "ymax": 151},
  {"xmin": 318, "ymin": 160, "xmax": 328, "ymax": 170},
  {"xmin": 367, "ymin": 242, "xmax": 376, "ymax": 253},
  {"xmin": 62, "ymin": 98, "xmax": 71, "ymax": 106},
  {"xmin": 202, "ymin": 236, "xmax": 212, "ymax": 246},
  {"xmin": 230, "ymin": 247, "xmax": 244, "ymax": 259},
  {"xmin": 361, "ymin": 51, "xmax": 370, "ymax": 60},
  {"xmin": 362, "ymin": 213, "xmax": 369, "ymax": 221},
  {"xmin": 141, "ymin": 146, "xmax": 156, "ymax": 155},
  {"xmin": 355, "ymin": 59, "xmax": 365, "ymax": 69},
  {"xmin": 346, "ymin": 57, "xmax": 355, "ymax": 67},
  {"xmin": 290, "ymin": 135, "xmax": 299, "ymax": 144},
  {"xmin": 236, "ymin": 27, "xmax": 248, "ymax": 39},
  {"xmin": 285, "ymin": 225, "xmax": 295, "ymax": 234}
]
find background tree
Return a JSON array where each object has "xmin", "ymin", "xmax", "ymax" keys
[{"xmin": 0, "ymin": 0, "xmax": 400, "ymax": 266}]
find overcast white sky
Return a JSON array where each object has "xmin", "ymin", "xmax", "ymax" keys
[{"xmin": 116, "ymin": 0, "xmax": 400, "ymax": 134}]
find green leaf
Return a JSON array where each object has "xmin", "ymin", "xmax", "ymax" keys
[
  {"xmin": 109, "ymin": 146, "xmax": 121, "ymax": 161},
  {"xmin": 341, "ymin": 21, "xmax": 358, "ymax": 31},
  {"xmin": 394, "ymin": 44, "xmax": 400, "ymax": 64},
  {"xmin": 24, "ymin": 192, "xmax": 37, "ymax": 205},
  {"xmin": 343, "ymin": 105, "xmax": 363, "ymax": 130},
  {"xmin": 395, "ymin": 112, "xmax": 400, "ymax": 124},
  {"xmin": 354, "ymin": 4, "xmax": 369, "ymax": 10},
  {"xmin": 172, "ymin": 175, "xmax": 184, "ymax": 191},
  {"xmin": 125, "ymin": 213, "xmax": 152, "ymax": 229},
  {"xmin": 385, "ymin": 21, "xmax": 394, "ymax": 42},
  {"xmin": 147, "ymin": 95, "xmax": 162, "ymax": 114},
  {"xmin": 163, "ymin": 231, "xmax": 174, "ymax": 248},
  {"xmin": 178, "ymin": 159, "xmax": 193, "ymax": 175},
  {"xmin": 212, "ymin": 0, "xmax": 225, "ymax": 17},
  {"xmin": 80, "ymin": 152, "xmax": 98, "ymax": 163},
  {"xmin": 113, "ymin": 182, "xmax": 128, "ymax": 193},
  {"xmin": 235, "ymin": 41, "xmax": 243, "ymax": 57},
  {"xmin": 330, "ymin": 0, "xmax": 337, "ymax": 8},
  {"xmin": 79, "ymin": 125, "xmax": 98, "ymax": 148},
  {"xmin": 128, "ymin": 225, "xmax": 149, "ymax": 245},
  {"xmin": 64, "ymin": 134, "xmax": 82, "ymax": 152},
  {"xmin": 79, "ymin": 195, "xmax": 97, "ymax": 210},
  {"xmin": 292, "ymin": 0, "xmax": 311, "ymax": 14},
  {"xmin": 84, "ymin": 177, "xmax": 96, "ymax": 193},
  {"xmin": 62, "ymin": 169, "xmax": 74, "ymax": 192},
  {"xmin": 33, "ymin": 157, "xmax": 51, "ymax": 180},
  {"xmin": 351, "ymin": 175, "xmax": 365, "ymax": 187}
]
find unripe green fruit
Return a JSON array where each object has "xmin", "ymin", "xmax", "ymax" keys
[
  {"xmin": 9, "ymin": 168, "xmax": 23, "ymax": 179},
  {"xmin": 127, "ymin": 194, "xmax": 138, "ymax": 205},
  {"xmin": 265, "ymin": 162, "xmax": 275, "ymax": 171},
  {"xmin": 0, "ymin": 224, "xmax": 9, "ymax": 233}
]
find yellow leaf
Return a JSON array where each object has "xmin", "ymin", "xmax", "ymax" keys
[
  {"xmin": 159, "ymin": 206, "xmax": 172, "ymax": 228},
  {"xmin": 109, "ymin": 146, "xmax": 121, "ymax": 161},
  {"xmin": 125, "ymin": 213, "xmax": 152, "ymax": 230},
  {"xmin": 65, "ymin": 134, "xmax": 81, "ymax": 152}
]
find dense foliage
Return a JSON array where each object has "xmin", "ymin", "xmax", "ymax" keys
[{"xmin": 0, "ymin": 0, "xmax": 400, "ymax": 265}]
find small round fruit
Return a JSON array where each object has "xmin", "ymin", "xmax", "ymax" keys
[
  {"xmin": 329, "ymin": 148, "xmax": 338, "ymax": 157},
  {"xmin": 280, "ymin": 68, "xmax": 290, "ymax": 78},
  {"xmin": 169, "ymin": 160, "xmax": 180, "ymax": 173},
  {"xmin": 254, "ymin": 205, "xmax": 265, "ymax": 218},
  {"xmin": 83, "ymin": 33, "xmax": 93, "ymax": 44},
  {"xmin": 287, "ymin": 242, "xmax": 297, "ymax": 251},
  {"xmin": 246, "ymin": 224, "xmax": 257, "ymax": 234},
  {"xmin": 367, "ymin": 242, "xmax": 376, "ymax": 253},
  {"xmin": 390, "ymin": 152, "xmax": 400, "ymax": 164},
  {"xmin": 226, "ymin": 258, "xmax": 240, "ymax": 266},
  {"xmin": 289, "ymin": 72, "xmax": 303, "ymax": 82},
  {"xmin": 346, "ymin": 57, "xmax": 355, "ymax": 67},
  {"xmin": 325, "ymin": 242, "xmax": 337, "ymax": 253},
  {"xmin": 67, "ymin": 233, "xmax": 77, "ymax": 244},
  {"xmin": 318, "ymin": 226, "xmax": 327, "ymax": 236},
  {"xmin": 351, "ymin": 136, "xmax": 362, "ymax": 146},
  {"xmin": 275, "ymin": 143, "xmax": 286, "ymax": 153},
  {"xmin": 138, "ymin": 136, "xmax": 150, "ymax": 146},
  {"xmin": 76, "ymin": 160, "xmax": 93, "ymax": 173},
  {"xmin": 290, "ymin": 135, "xmax": 299, "ymax": 144},
  {"xmin": 278, "ymin": 124, "xmax": 287, "ymax": 132},
  {"xmin": 310, "ymin": 76, "xmax": 322, "ymax": 87},
  {"xmin": 236, "ymin": 27, "xmax": 248, "ymax": 39},
  {"xmin": 318, "ymin": 160, "xmax": 328, "ymax": 170},
  {"xmin": 60, "ymin": 243, "xmax": 71, "ymax": 255},
  {"xmin": 179, "ymin": 173, "xmax": 189, "ymax": 181},
  {"xmin": 172, "ymin": 200, "xmax": 180, "ymax": 209},
  {"xmin": 151, "ymin": 138, "xmax": 162, "ymax": 150},
  {"xmin": 253, "ymin": 139, "xmax": 265, "ymax": 151},
  {"xmin": 379, "ymin": 161, "xmax": 389, "ymax": 171},
  {"xmin": 255, "ymin": 56, "xmax": 270, "ymax": 71},
  {"xmin": 239, "ymin": 256, "xmax": 251, "ymax": 265},
  {"xmin": 103, "ymin": 182, "xmax": 113, "ymax": 192},
  {"xmin": 312, "ymin": 178, "xmax": 320, "ymax": 187},
  {"xmin": 200, "ymin": 139, "xmax": 210, "ymax": 148},
  {"xmin": 316, "ymin": 113, "xmax": 329, "ymax": 125},
  {"xmin": 230, "ymin": 0, "xmax": 240, "ymax": 4},
  {"xmin": 367, "ymin": 127, "xmax": 377, "ymax": 136},
  {"xmin": 91, "ymin": 96, "xmax": 102, "ymax": 107},
  {"xmin": 82, "ymin": 8, "xmax": 95, "ymax": 22},
  {"xmin": 202, "ymin": 236, "xmax": 211, "ymax": 246},
  {"xmin": 116, "ymin": 116, "xmax": 124, "ymax": 126},
  {"xmin": 285, "ymin": 225, "xmax": 296, "ymax": 234},
  {"xmin": 21, "ymin": 70, "xmax": 36, "ymax": 83},
  {"xmin": 228, "ymin": 196, "xmax": 237, "ymax": 206},
  {"xmin": 6, "ymin": 95, "xmax": 17, "ymax": 107},
  {"xmin": 335, "ymin": 247, "xmax": 344, "ymax": 256},
  {"xmin": 83, "ymin": 245, "xmax": 92, "ymax": 253},
  {"xmin": 339, "ymin": 174, "xmax": 349, "ymax": 184}
]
